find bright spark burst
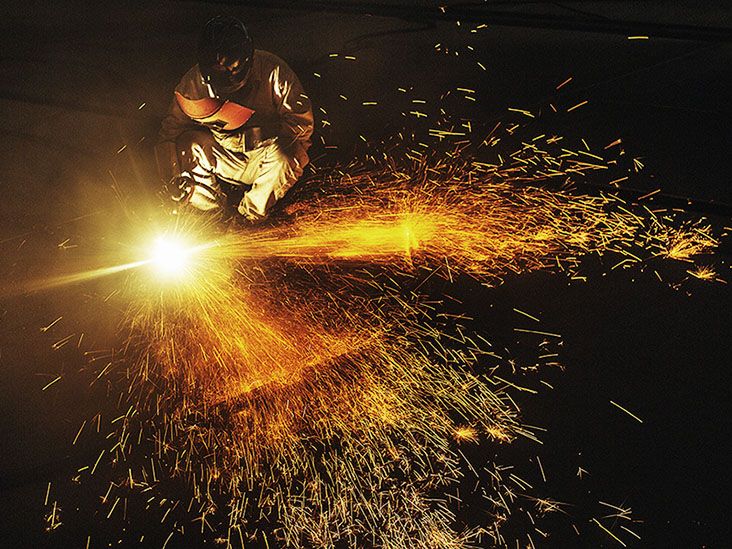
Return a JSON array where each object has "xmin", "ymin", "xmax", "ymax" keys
[
  {"xmin": 687, "ymin": 264, "xmax": 717, "ymax": 281},
  {"xmin": 34, "ymin": 76, "xmax": 721, "ymax": 547},
  {"xmin": 39, "ymin": 146, "xmax": 720, "ymax": 548},
  {"xmin": 663, "ymin": 227, "xmax": 716, "ymax": 261},
  {"xmin": 67, "ymin": 153, "xmax": 710, "ymax": 547},
  {"xmin": 149, "ymin": 235, "xmax": 193, "ymax": 278}
]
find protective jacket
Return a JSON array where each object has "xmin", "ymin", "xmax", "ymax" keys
[{"xmin": 156, "ymin": 49, "xmax": 314, "ymax": 183}]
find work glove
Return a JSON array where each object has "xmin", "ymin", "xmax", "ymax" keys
[
  {"xmin": 167, "ymin": 172, "xmax": 221, "ymax": 212},
  {"xmin": 168, "ymin": 173, "xmax": 195, "ymax": 203}
]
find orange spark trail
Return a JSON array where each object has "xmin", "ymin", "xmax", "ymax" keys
[{"xmin": 54, "ymin": 150, "xmax": 718, "ymax": 548}]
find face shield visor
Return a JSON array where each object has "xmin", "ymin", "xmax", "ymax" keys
[
  {"xmin": 175, "ymin": 92, "xmax": 254, "ymax": 132},
  {"xmin": 203, "ymin": 51, "xmax": 253, "ymax": 96}
]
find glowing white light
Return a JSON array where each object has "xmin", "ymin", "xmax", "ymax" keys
[{"xmin": 150, "ymin": 236, "xmax": 192, "ymax": 277}]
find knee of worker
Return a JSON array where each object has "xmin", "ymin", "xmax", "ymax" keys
[
  {"xmin": 241, "ymin": 146, "xmax": 302, "ymax": 219},
  {"xmin": 255, "ymin": 142, "xmax": 303, "ymax": 200},
  {"xmin": 176, "ymin": 130, "xmax": 217, "ymax": 174}
]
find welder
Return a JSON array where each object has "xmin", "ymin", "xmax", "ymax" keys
[{"xmin": 155, "ymin": 15, "xmax": 314, "ymax": 222}]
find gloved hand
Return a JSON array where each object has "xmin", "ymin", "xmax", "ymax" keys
[
  {"xmin": 168, "ymin": 173, "xmax": 195, "ymax": 203},
  {"xmin": 166, "ymin": 172, "xmax": 221, "ymax": 212}
]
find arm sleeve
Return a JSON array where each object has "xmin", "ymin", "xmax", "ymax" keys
[
  {"xmin": 269, "ymin": 60, "xmax": 314, "ymax": 169},
  {"xmin": 154, "ymin": 97, "xmax": 197, "ymax": 182}
]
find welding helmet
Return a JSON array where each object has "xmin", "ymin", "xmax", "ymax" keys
[{"xmin": 198, "ymin": 16, "xmax": 254, "ymax": 97}]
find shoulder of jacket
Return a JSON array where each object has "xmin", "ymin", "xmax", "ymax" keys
[
  {"xmin": 254, "ymin": 49, "xmax": 284, "ymax": 64},
  {"xmin": 253, "ymin": 50, "xmax": 293, "ymax": 74}
]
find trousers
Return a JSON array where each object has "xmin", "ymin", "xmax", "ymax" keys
[{"xmin": 176, "ymin": 130, "xmax": 302, "ymax": 220}]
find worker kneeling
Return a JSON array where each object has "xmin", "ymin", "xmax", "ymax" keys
[{"xmin": 155, "ymin": 16, "xmax": 314, "ymax": 221}]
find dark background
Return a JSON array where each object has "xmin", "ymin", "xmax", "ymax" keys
[{"xmin": 1, "ymin": 1, "xmax": 730, "ymax": 547}]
